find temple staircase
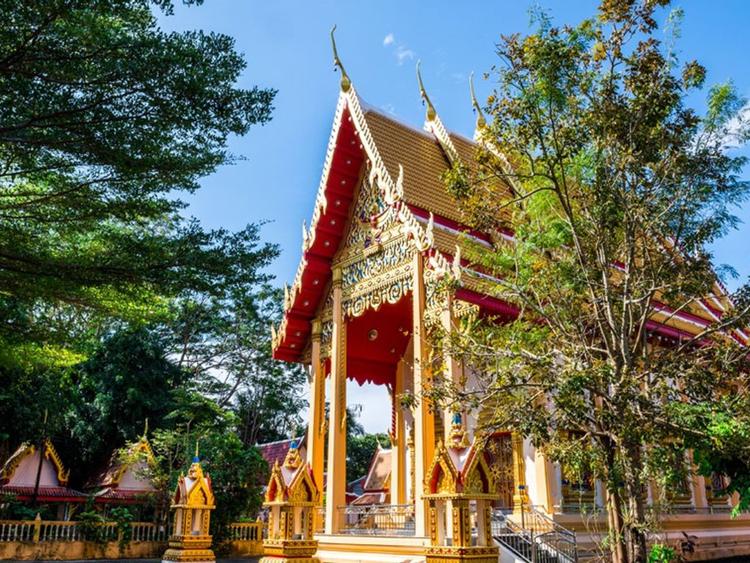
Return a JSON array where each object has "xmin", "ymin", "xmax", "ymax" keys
[{"xmin": 491, "ymin": 508, "xmax": 578, "ymax": 563}]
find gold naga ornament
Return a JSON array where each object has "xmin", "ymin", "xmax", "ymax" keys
[
  {"xmin": 161, "ymin": 445, "xmax": 216, "ymax": 563},
  {"xmin": 261, "ymin": 440, "xmax": 320, "ymax": 563},
  {"xmin": 423, "ymin": 413, "xmax": 499, "ymax": 563}
]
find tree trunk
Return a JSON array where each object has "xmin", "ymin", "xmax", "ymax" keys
[
  {"xmin": 606, "ymin": 483, "xmax": 628, "ymax": 563},
  {"xmin": 603, "ymin": 442, "xmax": 628, "ymax": 563},
  {"xmin": 622, "ymin": 446, "xmax": 649, "ymax": 563}
]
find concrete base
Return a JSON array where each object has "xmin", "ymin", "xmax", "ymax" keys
[
  {"xmin": 497, "ymin": 544, "xmax": 526, "ymax": 563},
  {"xmin": 314, "ymin": 534, "xmax": 429, "ymax": 563}
]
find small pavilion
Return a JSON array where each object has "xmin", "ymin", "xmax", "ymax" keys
[
  {"xmin": 0, "ymin": 440, "xmax": 85, "ymax": 519},
  {"xmin": 89, "ymin": 434, "xmax": 158, "ymax": 508}
]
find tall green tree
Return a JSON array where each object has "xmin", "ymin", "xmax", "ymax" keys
[
  {"xmin": 0, "ymin": 0, "xmax": 275, "ymax": 366},
  {"xmin": 166, "ymin": 283, "xmax": 307, "ymax": 446},
  {"xmin": 439, "ymin": 2, "xmax": 750, "ymax": 562},
  {"xmin": 66, "ymin": 327, "xmax": 187, "ymax": 473}
]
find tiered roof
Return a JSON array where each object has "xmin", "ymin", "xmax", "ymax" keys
[{"xmin": 351, "ymin": 444, "xmax": 391, "ymax": 506}]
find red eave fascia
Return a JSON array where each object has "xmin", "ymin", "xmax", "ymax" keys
[
  {"xmin": 408, "ymin": 205, "xmax": 492, "ymax": 244},
  {"xmin": 455, "ymin": 287, "xmax": 520, "ymax": 320}
]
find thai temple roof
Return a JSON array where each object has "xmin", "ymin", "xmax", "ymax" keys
[
  {"xmin": 87, "ymin": 436, "xmax": 157, "ymax": 504},
  {"xmin": 272, "ymin": 35, "xmax": 747, "ymax": 365},
  {"xmin": 0, "ymin": 440, "xmax": 86, "ymax": 503},
  {"xmin": 350, "ymin": 445, "xmax": 392, "ymax": 506},
  {"xmin": 362, "ymin": 446, "xmax": 391, "ymax": 492},
  {"xmin": 258, "ymin": 436, "xmax": 306, "ymax": 469}
]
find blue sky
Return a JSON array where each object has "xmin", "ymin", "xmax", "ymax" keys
[{"xmin": 158, "ymin": 1, "xmax": 750, "ymax": 432}]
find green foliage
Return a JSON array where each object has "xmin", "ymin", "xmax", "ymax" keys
[
  {"xmin": 0, "ymin": 0, "xmax": 276, "ymax": 369},
  {"xmin": 0, "ymin": 494, "xmax": 46, "ymax": 520},
  {"xmin": 647, "ymin": 544, "xmax": 677, "ymax": 563},
  {"xmin": 347, "ymin": 433, "xmax": 391, "ymax": 484},
  {"xmin": 75, "ymin": 498, "xmax": 108, "ymax": 543},
  {"xmin": 110, "ymin": 507, "xmax": 134, "ymax": 551},
  {"xmin": 68, "ymin": 327, "xmax": 188, "ymax": 468}
]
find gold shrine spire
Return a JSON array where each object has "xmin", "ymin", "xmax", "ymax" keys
[
  {"xmin": 469, "ymin": 72, "xmax": 486, "ymax": 130},
  {"xmin": 142, "ymin": 418, "xmax": 149, "ymax": 439},
  {"xmin": 330, "ymin": 25, "xmax": 351, "ymax": 92},
  {"xmin": 416, "ymin": 60, "xmax": 436, "ymax": 122}
]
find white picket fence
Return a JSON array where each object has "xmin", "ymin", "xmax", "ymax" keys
[{"xmin": 0, "ymin": 517, "xmax": 168, "ymax": 543}]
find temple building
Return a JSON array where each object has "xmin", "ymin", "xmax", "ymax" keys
[
  {"xmin": 0, "ymin": 440, "xmax": 85, "ymax": 519},
  {"xmin": 350, "ymin": 444, "xmax": 391, "ymax": 506},
  {"xmin": 88, "ymin": 433, "xmax": 158, "ymax": 510},
  {"xmin": 270, "ymin": 30, "xmax": 750, "ymax": 562}
]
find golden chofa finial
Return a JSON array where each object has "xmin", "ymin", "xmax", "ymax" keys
[
  {"xmin": 416, "ymin": 60, "xmax": 436, "ymax": 122},
  {"xmin": 330, "ymin": 25, "xmax": 351, "ymax": 92},
  {"xmin": 469, "ymin": 72, "xmax": 486, "ymax": 129}
]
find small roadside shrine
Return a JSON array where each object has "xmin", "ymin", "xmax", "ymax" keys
[
  {"xmin": 261, "ymin": 440, "xmax": 320, "ymax": 563},
  {"xmin": 161, "ymin": 451, "xmax": 216, "ymax": 563},
  {"xmin": 423, "ymin": 414, "xmax": 498, "ymax": 563}
]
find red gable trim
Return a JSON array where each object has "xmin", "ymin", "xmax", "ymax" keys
[{"xmin": 273, "ymin": 105, "xmax": 366, "ymax": 361}]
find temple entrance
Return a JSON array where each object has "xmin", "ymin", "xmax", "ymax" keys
[
  {"xmin": 485, "ymin": 433, "xmax": 516, "ymax": 509},
  {"xmin": 345, "ymin": 298, "xmax": 413, "ymax": 391}
]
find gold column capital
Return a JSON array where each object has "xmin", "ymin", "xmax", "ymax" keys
[{"xmin": 311, "ymin": 319, "xmax": 322, "ymax": 340}]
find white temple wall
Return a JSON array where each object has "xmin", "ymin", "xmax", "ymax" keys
[{"xmin": 523, "ymin": 438, "xmax": 541, "ymax": 507}]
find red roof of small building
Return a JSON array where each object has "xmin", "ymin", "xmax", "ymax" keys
[
  {"xmin": 0, "ymin": 485, "xmax": 86, "ymax": 503},
  {"xmin": 257, "ymin": 436, "xmax": 306, "ymax": 468}
]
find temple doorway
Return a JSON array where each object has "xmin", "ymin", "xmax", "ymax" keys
[{"xmin": 485, "ymin": 433, "xmax": 516, "ymax": 509}]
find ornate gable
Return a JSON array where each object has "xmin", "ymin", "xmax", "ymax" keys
[
  {"xmin": 174, "ymin": 459, "xmax": 215, "ymax": 508},
  {"xmin": 264, "ymin": 442, "xmax": 319, "ymax": 507},
  {"xmin": 1, "ymin": 440, "xmax": 70, "ymax": 487},
  {"xmin": 425, "ymin": 437, "xmax": 496, "ymax": 500}
]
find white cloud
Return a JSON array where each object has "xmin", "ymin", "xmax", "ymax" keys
[
  {"xmin": 395, "ymin": 45, "xmax": 415, "ymax": 66},
  {"xmin": 721, "ymin": 101, "xmax": 750, "ymax": 149},
  {"xmin": 381, "ymin": 103, "xmax": 396, "ymax": 116},
  {"xmin": 382, "ymin": 33, "xmax": 416, "ymax": 66}
]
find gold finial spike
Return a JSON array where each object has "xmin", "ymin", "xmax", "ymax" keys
[
  {"xmin": 194, "ymin": 439, "xmax": 200, "ymax": 459},
  {"xmin": 142, "ymin": 418, "xmax": 149, "ymax": 439},
  {"xmin": 330, "ymin": 25, "xmax": 351, "ymax": 92},
  {"xmin": 469, "ymin": 72, "xmax": 486, "ymax": 129},
  {"xmin": 416, "ymin": 61, "xmax": 436, "ymax": 122}
]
